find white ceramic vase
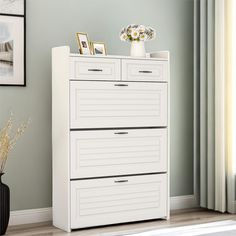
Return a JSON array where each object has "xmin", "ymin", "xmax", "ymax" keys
[{"xmin": 130, "ymin": 41, "xmax": 146, "ymax": 57}]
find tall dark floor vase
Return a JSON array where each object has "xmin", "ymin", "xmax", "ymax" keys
[{"xmin": 0, "ymin": 173, "xmax": 10, "ymax": 235}]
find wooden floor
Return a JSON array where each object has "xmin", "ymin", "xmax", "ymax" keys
[{"xmin": 6, "ymin": 208, "xmax": 236, "ymax": 236}]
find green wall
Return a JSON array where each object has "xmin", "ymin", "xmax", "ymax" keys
[{"xmin": 0, "ymin": 0, "xmax": 194, "ymax": 211}]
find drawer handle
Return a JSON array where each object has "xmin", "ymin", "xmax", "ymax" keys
[
  {"xmin": 88, "ymin": 69, "xmax": 103, "ymax": 72},
  {"xmin": 139, "ymin": 70, "xmax": 153, "ymax": 74},
  {"xmin": 114, "ymin": 84, "xmax": 129, "ymax": 87},
  {"xmin": 114, "ymin": 180, "xmax": 129, "ymax": 183},
  {"xmin": 114, "ymin": 132, "xmax": 128, "ymax": 135}
]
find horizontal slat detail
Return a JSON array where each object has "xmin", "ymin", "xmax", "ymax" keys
[
  {"xmin": 79, "ymin": 182, "xmax": 160, "ymax": 198},
  {"xmin": 79, "ymin": 195, "xmax": 160, "ymax": 210},
  {"xmin": 80, "ymin": 151, "xmax": 159, "ymax": 160},
  {"xmin": 79, "ymin": 202, "xmax": 160, "ymax": 216},
  {"xmin": 70, "ymin": 129, "xmax": 167, "ymax": 178},
  {"xmin": 79, "ymin": 138, "xmax": 160, "ymax": 149},
  {"xmin": 70, "ymin": 81, "xmax": 167, "ymax": 128},
  {"xmin": 70, "ymin": 174, "xmax": 167, "ymax": 228},
  {"xmin": 80, "ymin": 157, "xmax": 159, "ymax": 167},
  {"xmin": 79, "ymin": 191, "xmax": 159, "ymax": 204}
]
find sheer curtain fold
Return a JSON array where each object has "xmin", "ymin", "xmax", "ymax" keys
[
  {"xmin": 225, "ymin": 0, "xmax": 235, "ymax": 214},
  {"xmin": 196, "ymin": 0, "xmax": 235, "ymax": 213}
]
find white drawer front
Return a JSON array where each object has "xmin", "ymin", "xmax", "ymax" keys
[
  {"xmin": 70, "ymin": 57, "xmax": 120, "ymax": 81},
  {"xmin": 71, "ymin": 174, "xmax": 167, "ymax": 229},
  {"xmin": 70, "ymin": 129, "xmax": 167, "ymax": 179},
  {"xmin": 122, "ymin": 59, "xmax": 168, "ymax": 82},
  {"xmin": 70, "ymin": 81, "xmax": 168, "ymax": 128}
]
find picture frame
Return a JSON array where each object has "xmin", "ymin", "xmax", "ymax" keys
[
  {"xmin": 0, "ymin": 15, "xmax": 25, "ymax": 86},
  {"xmin": 0, "ymin": 0, "xmax": 26, "ymax": 86},
  {"xmin": 0, "ymin": 0, "xmax": 25, "ymax": 16},
  {"xmin": 91, "ymin": 42, "xmax": 107, "ymax": 55},
  {"xmin": 76, "ymin": 32, "xmax": 91, "ymax": 55}
]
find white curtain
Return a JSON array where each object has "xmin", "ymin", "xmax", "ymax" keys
[
  {"xmin": 195, "ymin": 0, "xmax": 235, "ymax": 213},
  {"xmin": 225, "ymin": 0, "xmax": 236, "ymax": 214}
]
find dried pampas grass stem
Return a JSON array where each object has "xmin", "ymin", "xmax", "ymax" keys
[{"xmin": 0, "ymin": 113, "xmax": 29, "ymax": 173}]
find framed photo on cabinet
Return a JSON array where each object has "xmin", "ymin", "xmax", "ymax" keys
[
  {"xmin": 91, "ymin": 42, "xmax": 107, "ymax": 55},
  {"xmin": 76, "ymin": 32, "xmax": 91, "ymax": 55},
  {"xmin": 0, "ymin": 0, "xmax": 26, "ymax": 86}
]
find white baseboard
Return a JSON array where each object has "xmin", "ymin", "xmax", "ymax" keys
[
  {"xmin": 170, "ymin": 195, "xmax": 198, "ymax": 210},
  {"xmin": 9, "ymin": 195, "xmax": 198, "ymax": 226},
  {"xmin": 9, "ymin": 207, "xmax": 52, "ymax": 226}
]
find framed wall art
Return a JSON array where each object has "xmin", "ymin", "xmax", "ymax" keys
[
  {"xmin": 0, "ymin": 0, "xmax": 25, "ymax": 16},
  {"xmin": 0, "ymin": 0, "xmax": 26, "ymax": 86}
]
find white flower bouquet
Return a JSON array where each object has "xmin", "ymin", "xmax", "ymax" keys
[{"xmin": 120, "ymin": 24, "xmax": 156, "ymax": 42}]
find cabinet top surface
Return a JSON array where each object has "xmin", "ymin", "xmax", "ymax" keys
[{"xmin": 69, "ymin": 53, "xmax": 169, "ymax": 61}]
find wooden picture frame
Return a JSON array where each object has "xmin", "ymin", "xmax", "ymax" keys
[
  {"xmin": 91, "ymin": 42, "xmax": 107, "ymax": 55},
  {"xmin": 76, "ymin": 32, "xmax": 91, "ymax": 55},
  {"xmin": 0, "ymin": 0, "xmax": 26, "ymax": 86}
]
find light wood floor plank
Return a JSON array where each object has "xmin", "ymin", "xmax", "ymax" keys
[{"xmin": 6, "ymin": 208, "xmax": 236, "ymax": 235}]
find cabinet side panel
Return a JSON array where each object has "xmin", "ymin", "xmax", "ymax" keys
[
  {"xmin": 52, "ymin": 46, "xmax": 71, "ymax": 232},
  {"xmin": 167, "ymin": 53, "xmax": 170, "ymax": 219}
]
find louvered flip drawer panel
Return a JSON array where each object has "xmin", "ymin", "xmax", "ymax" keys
[
  {"xmin": 122, "ymin": 59, "xmax": 168, "ymax": 82},
  {"xmin": 70, "ymin": 174, "xmax": 167, "ymax": 229},
  {"xmin": 70, "ymin": 81, "xmax": 168, "ymax": 129},
  {"xmin": 70, "ymin": 128, "xmax": 167, "ymax": 179},
  {"xmin": 70, "ymin": 57, "xmax": 120, "ymax": 81}
]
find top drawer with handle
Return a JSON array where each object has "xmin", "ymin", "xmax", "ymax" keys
[
  {"xmin": 122, "ymin": 59, "xmax": 168, "ymax": 82},
  {"xmin": 70, "ymin": 57, "xmax": 121, "ymax": 81}
]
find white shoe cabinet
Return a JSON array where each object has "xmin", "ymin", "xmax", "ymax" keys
[{"xmin": 52, "ymin": 46, "xmax": 170, "ymax": 232}]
